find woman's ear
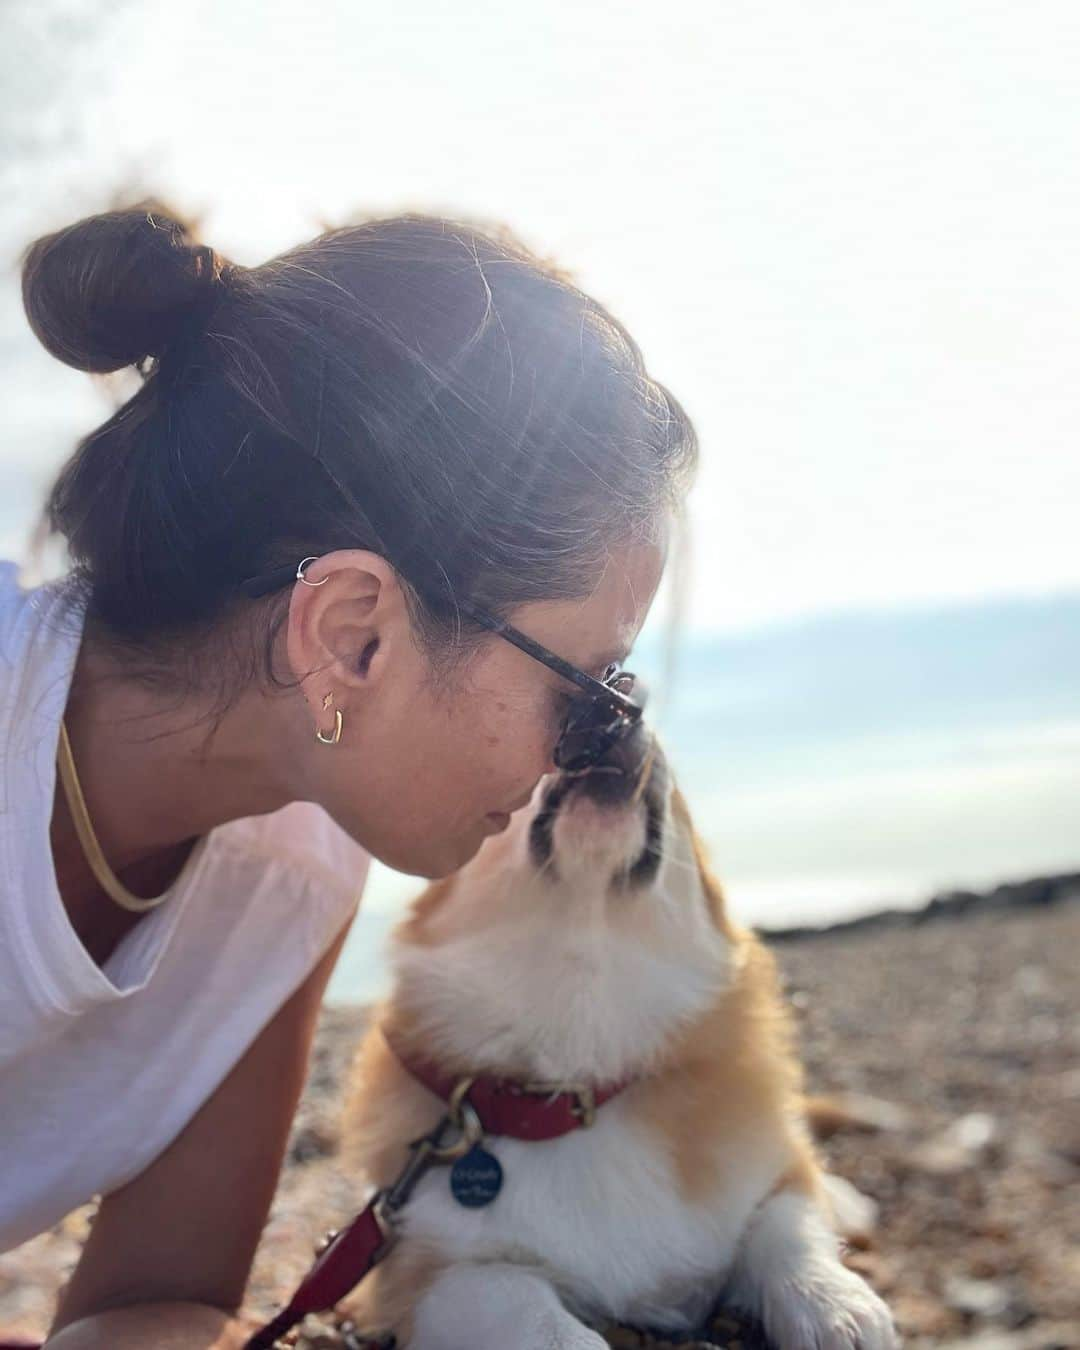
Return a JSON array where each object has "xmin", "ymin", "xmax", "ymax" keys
[{"xmin": 284, "ymin": 549, "xmax": 409, "ymax": 723}]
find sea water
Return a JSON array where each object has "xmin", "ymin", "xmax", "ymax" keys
[{"xmin": 327, "ymin": 594, "xmax": 1080, "ymax": 1002}]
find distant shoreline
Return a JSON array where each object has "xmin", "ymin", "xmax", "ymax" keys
[{"xmin": 755, "ymin": 868, "xmax": 1080, "ymax": 942}]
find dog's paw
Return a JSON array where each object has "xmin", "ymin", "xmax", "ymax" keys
[
  {"xmin": 532, "ymin": 1320, "xmax": 609, "ymax": 1350},
  {"xmin": 412, "ymin": 1307, "xmax": 608, "ymax": 1350},
  {"xmin": 409, "ymin": 1260, "xmax": 610, "ymax": 1350},
  {"xmin": 725, "ymin": 1185, "xmax": 899, "ymax": 1350},
  {"xmin": 759, "ymin": 1261, "xmax": 899, "ymax": 1350}
]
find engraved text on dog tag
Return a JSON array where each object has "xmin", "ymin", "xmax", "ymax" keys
[{"xmin": 450, "ymin": 1144, "xmax": 503, "ymax": 1207}]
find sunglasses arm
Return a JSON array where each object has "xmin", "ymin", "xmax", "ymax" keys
[{"xmin": 453, "ymin": 599, "xmax": 640, "ymax": 713}]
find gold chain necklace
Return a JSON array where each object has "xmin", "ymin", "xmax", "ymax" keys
[{"xmin": 56, "ymin": 716, "xmax": 173, "ymax": 914}]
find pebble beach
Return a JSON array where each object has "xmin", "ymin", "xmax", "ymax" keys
[{"xmin": 2, "ymin": 878, "xmax": 1077, "ymax": 1349}]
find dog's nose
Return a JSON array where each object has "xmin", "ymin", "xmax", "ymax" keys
[{"xmin": 573, "ymin": 717, "xmax": 661, "ymax": 807}]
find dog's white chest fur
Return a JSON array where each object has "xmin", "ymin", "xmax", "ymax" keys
[
  {"xmin": 387, "ymin": 858, "xmax": 779, "ymax": 1331},
  {"xmin": 398, "ymin": 1096, "xmax": 782, "ymax": 1331},
  {"xmin": 354, "ymin": 793, "xmax": 899, "ymax": 1349}
]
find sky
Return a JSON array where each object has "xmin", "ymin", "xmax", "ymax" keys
[{"xmin": 2, "ymin": 0, "xmax": 1078, "ymax": 636}]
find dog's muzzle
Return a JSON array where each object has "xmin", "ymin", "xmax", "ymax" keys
[{"xmin": 529, "ymin": 721, "xmax": 668, "ymax": 885}]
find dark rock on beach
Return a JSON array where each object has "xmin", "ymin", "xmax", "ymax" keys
[
  {"xmin": 2, "ymin": 888, "xmax": 1077, "ymax": 1348},
  {"xmin": 757, "ymin": 869, "xmax": 1080, "ymax": 943}
]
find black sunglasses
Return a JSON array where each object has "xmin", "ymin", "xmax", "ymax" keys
[
  {"xmin": 239, "ymin": 561, "xmax": 645, "ymax": 772},
  {"xmin": 452, "ymin": 597, "xmax": 646, "ymax": 772}
]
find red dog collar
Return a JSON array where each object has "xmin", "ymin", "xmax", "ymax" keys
[{"xmin": 382, "ymin": 1027, "xmax": 632, "ymax": 1138}]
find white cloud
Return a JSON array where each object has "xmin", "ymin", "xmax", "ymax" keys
[{"xmin": 4, "ymin": 0, "xmax": 1078, "ymax": 634}]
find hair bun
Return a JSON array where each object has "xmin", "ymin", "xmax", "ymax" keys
[{"xmin": 20, "ymin": 197, "xmax": 233, "ymax": 375}]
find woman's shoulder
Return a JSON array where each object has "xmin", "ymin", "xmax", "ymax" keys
[
  {"xmin": 0, "ymin": 558, "xmax": 28, "ymax": 613},
  {"xmin": 208, "ymin": 798, "xmax": 372, "ymax": 911},
  {"xmin": 0, "ymin": 559, "xmax": 83, "ymax": 677}
]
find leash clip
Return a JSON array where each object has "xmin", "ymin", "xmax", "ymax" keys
[
  {"xmin": 378, "ymin": 1094, "xmax": 484, "ymax": 1216},
  {"xmin": 432, "ymin": 1079, "xmax": 483, "ymax": 1158},
  {"xmin": 568, "ymin": 1084, "xmax": 596, "ymax": 1128},
  {"xmin": 371, "ymin": 1190, "xmax": 399, "ymax": 1244}
]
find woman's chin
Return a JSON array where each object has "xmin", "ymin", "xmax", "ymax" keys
[{"xmin": 380, "ymin": 825, "xmax": 484, "ymax": 879}]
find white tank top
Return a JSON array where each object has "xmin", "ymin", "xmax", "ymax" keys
[{"xmin": 0, "ymin": 560, "xmax": 371, "ymax": 1251}]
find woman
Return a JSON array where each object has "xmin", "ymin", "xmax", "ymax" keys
[{"xmin": 0, "ymin": 201, "xmax": 697, "ymax": 1348}]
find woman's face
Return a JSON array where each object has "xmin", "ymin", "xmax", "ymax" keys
[{"xmin": 287, "ymin": 532, "xmax": 668, "ymax": 877}]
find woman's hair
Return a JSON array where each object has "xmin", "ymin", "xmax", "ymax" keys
[{"xmin": 21, "ymin": 198, "xmax": 698, "ymax": 712}]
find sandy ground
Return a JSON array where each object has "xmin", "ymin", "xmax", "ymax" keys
[{"xmin": 2, "ymin": 900, "xmax": 1077, "ymax": 1349}]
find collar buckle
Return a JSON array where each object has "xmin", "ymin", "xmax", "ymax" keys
[
  {"xmin": 569, "ymin": 1084, "xmax": 597, "ymax": 1128},
  {"xmin": 521, "ymin": 1080, "xmax": 597, "ymax": 1128}
]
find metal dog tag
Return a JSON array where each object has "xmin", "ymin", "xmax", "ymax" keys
[{"xmin": 449, "ymin": 1144, "xmax": 503, "ymax": 1208}]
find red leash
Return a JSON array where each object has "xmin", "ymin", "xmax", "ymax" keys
[
  {"xmin": 2, "ymin": 1037, "xmax": 632, "ymax": 1350},
  {"xmin": 242, "ymin": 1031, "xmax": 632, "ymax": 1348}
]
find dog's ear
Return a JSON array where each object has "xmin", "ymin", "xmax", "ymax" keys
[{"xmin": 670, "ymin": 784, "xmax": 741, "ymax": 941}]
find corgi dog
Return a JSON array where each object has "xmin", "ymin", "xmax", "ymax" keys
[{"xmin": 339, "ymin": 719, "xmax": 899, "ymax": 1350}]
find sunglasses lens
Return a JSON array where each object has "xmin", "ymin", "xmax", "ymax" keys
[
  {"xmin": 554, "ymin": 724, "xmax": 617, "ymax": 772},
  {"xmin": 553, "ymin": 672, "xmax": 643, "ymax": 771}
]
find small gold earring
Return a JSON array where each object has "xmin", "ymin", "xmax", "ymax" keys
[{"xmin": 315, "ymin": 692, "xmax": 343, "ymax": 745}]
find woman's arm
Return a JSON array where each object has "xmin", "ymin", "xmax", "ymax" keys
[
  {"xmin": 44, "ymin": 918, "xmax": 354, "ymax": 1348},
  {"xmin": 44, "ymin": 1301, "xmax": 250, "ymax": 1349}
]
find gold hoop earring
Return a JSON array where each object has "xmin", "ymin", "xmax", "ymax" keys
[
  {"xmin": 297, "ymin": 556, "xmax": 328, "ymax": 586},
  {"xmin": 315, "ymin": 708, "xmax": 343, "ymax": 745}
]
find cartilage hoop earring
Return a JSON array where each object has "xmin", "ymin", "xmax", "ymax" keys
[
  {"xmin": 297, "ymin": 556, "xmax": 328, "ymax": 586},
  {"xmin": 315, "ymin": 707, "xmax": 344, "ymax": 745}
]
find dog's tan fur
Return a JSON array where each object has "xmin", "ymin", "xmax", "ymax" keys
[{"xmin": 337, "ymin": 769, "xmax": 891, "ymax": 1346}]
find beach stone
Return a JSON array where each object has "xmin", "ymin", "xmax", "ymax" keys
[
  {"xmin": 889, "ymin": 1288, "xmax": 957, "ymax": 1339},
  {"xmin": 289, "ymin": 1119, "xmax": 340, "ymax": 1165},
  {"xmin": 811, "ymin": 1090, "xmax": 914, "ymax": 1137},
  {"xmin": 300, "ymin": 1315, "xmax": 348, "ymax": 1346},
  {"xmin": 908, "ymin": 1112, "xmax": 1003, "ymax": 1174},
  {"xmin": 604, "ymin": 1329, "xmax": 647, "ymax": 1347},
  {"xmin": 944, "ymin": 1275, "xmax": 1015, "ymax": 1319},
  {"xmin": 934, "ymin": 1327, "xmax": 1077, "ymax": 1349},
  {"xmin": 8, "ymin": 904, "xmax": 1080, "ymax": 1350},
  {"xmin": 821, "ymin": 1171, "xmax": 880, "ymax": 1241}
]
